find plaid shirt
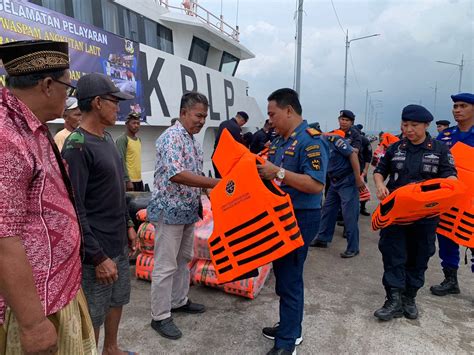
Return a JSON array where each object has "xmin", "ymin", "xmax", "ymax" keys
[{"xmin": 0, "ymin": 88, "xmax": 82, "ymax": 324}]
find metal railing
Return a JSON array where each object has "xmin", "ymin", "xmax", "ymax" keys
[{"xmin": 157, "ymin": 0, "xmax": 240, "ymax": 41}]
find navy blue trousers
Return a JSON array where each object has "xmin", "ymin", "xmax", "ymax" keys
[
  {"xmin": 317, "ymin": 175, "xmax": 360, "ymax": 252},
  {"xmin": 379, "ymin": 223, "xmax": 436, "ymax": 290},
  {"xmin": 273, "ymin": 208, "xmax": 320, "ymax": 351}
]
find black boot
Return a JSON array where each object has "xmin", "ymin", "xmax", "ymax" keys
[
  {"xmin": 429, "ymin": 267, "xmax": 461, "ymax": 296},
  {"xmin": 402, "ymin": 288, "xmax": 418, "ymax": 319},
  {"xmin": 360, "ymin": 201, "xmax": 370, "ymax": 216},
  {"xmin": 374, "ymin": 288, "xmax": 403, "ymax": 321}
]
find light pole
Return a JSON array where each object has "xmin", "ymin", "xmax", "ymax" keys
[
  {"xmin": 343, "ymin": 31, "xmax": 380, "ymax": 109},
  {"xmin": 430, "ymin": 82, "xmax": 438, "ymax": 116},
  {"xmin": 436, "ymin": 54, "xmax": 464, "ymax": 93},
  {"xmin": 364, "ymin": 89, "xmax": 382, "ymax": 128},
  {"xmin": 294, "ymin": 0, "xmax": 304, "ymax": 94}
]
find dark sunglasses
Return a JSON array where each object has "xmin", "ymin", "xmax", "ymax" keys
[{"xmin": 52, "ymin": 78, "xmax": 76, "ymax": 97}]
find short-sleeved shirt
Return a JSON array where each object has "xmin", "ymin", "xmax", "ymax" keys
[
  {"xmin": 374, "ymin": 134, "xmax": 457, "ymax": 193},
  {"xmin": 345, "ymin": 126, "xmax": 362, "ymax": 151},
  {"xmin": 268, "ymin": 121, "xmax": 328, "ymax": 210},
  {"xmin": 325, "ymin": 134, "xmax": 354, "ymax": 178},
  {"xmin": 214, "ymin": 118, "xmax": 243, "ymax": 149},
  {"xmin": 0, "ymin": 88, "xmax": 82, "ymax": 324},
  {"xmin": 437, "ymin": 125, "xmax": 474, "ymax": 148},
  {"xmin": 147, "ymin": 121, "xmax": 203, "ymax": 224},
  {"xmin": 54, "ymin": 127, "xmax": 72, "ymax": 151}
]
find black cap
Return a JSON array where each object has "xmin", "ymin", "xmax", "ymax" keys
[
  {"xmin": 236, "ymin": 111, "xmax": 249, "ymax": 121},
  {"xmin": 0, "ymin": 40, "xmax": 69, "ymax": 76},
  {"xmin": 339, "ymin": 109, "xmax": 355, "ymax": 121},
  {"xmin": 401, "ymin": 104, "xmax": 433, "ymax": 122},
  {"xmin": 355, "ymin": 124, "xmax": 363, "ymax": 130},
  {"xmin": 435, "ymin": 120, "xmax": 450, "ymax": 126},
  {"xmin": 76, "ymin": 73, "xmax": 134, "ymax": 101}
]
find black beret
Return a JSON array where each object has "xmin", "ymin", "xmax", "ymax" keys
[
  {"xmin": 435, "ymin": 120, "xmax": 450, "ymax": 126},
  {"xmin": 451, "ymin": 93, "xmax": 474, "ymax": 104},
  {"xmin": 339, "ymin": 109, "xmax": 355, "ymax": 120},
  {"xmin": 0, "ymin": 40, "xmax": 69, "ymax": 76},
  {"xmin": 401, "ymin": 104, "xmax": 433, "ymax": 123}
]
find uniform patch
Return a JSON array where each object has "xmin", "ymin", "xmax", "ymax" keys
[
  {"xmin": 311, "ymin": 159, "xmax": 321, "ymax": 170},
  {"xmin": 284, "ymin": 151, "xmax": 295, "ymax": 156},
  {"xmin": 422, "ymin": 153, "xmax": 440, "ymax": 164},
  {"xmin": 64, "ymin": 131, "xmax": 84, "ymax": 150},
  {"xmin": 448, "ymin": 153, "xmax": 455, "ymax": 166},
  {"xmin": 305, "ymin": 144, "xmax": 320, "ymax": 151},
  {"xmin": 307, "ymin": 151, "xmax": 321, "ymax": 158},
  {"xmin": 268, "ymin": 149, "xmax": 276, "ymax": 155},
  {"xmin": 306, "ymin": 127, "xmax": 321, "ymax": 137},
  {"xmin": 443, "ymin": 131, "xmax": 451, "ymax": 136}
]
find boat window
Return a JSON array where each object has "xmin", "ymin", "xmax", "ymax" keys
[
  {"xmin": 220, "ymin": 51, "xmax": 240, "ymax": 76},
  {"xmin": 72, "ymin": 0, "xmax": 93, "ymax": 26},
  {"xmin": 39, "ymin": 0, "xmax": 66, "ymax": 14},
  {"xmin": 124, "ymin": 10, "xmax": 140, "ymax": 42},
  {"xmin": 101, "ymin": 0, "xmax": 120, "ymax": 35},
  {"xmin": 189, "ymin": 37, "xmax": 210, "ymax": 66},
  {"xmin": 158, "ymin": 24, "xmax": 174, "ymax": 54},
  {"xmin": 144, "ymin": 19, "xmax": 159, "ymax": 49}
]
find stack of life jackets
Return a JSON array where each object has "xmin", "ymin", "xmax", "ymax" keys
[
  {"xmin": 371, "ymin": 178, "xmax": 467, "ymax": 231},
  {"xmin": 437, "ymin": 142, "xmax": 474, "ymax": 247},
  {"xmin": 135, "ymin": 210, "xmax": 156, "ymax": 281},
  {"xmin": 208, "ymin": 129, "xmax": 304, "ymax": 284}
]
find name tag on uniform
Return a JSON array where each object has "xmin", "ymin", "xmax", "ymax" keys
[
  {"xmin": 422, "ymin": 153, "xmax": 440, "ymax": 164},
  {"xmin": 307, "ymin": 151, "xmax": 321, "ymax": 158}
]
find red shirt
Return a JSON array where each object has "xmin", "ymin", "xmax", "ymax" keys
[{"xmin": 0, "ymin": 88, "xmax": 82, "ymax": 324}]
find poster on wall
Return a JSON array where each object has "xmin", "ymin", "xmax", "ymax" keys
[{"xmin": 0, "ymin": 0, "xmax": 145, "ymax": 121}]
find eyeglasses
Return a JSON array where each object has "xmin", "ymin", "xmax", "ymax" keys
[
  {"xmin": 52, "ymin": 78, "xmax": 76, "ymax": 97},
  {"xmin": 100, "ymin": 97, "xmax": 120, "ymax": 105}
]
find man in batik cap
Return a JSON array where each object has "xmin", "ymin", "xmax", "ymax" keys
[{"xmin": 0, "ymin": 40, "xmax": 96, "ymax": 354}]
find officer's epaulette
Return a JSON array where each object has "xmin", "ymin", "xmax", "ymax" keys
[
  {"xmin": 64, "ymin": 130, "xmax": 85, "ymax": 150},
  {"xmin": 306, "ymin": 127, "xmax": 321, "ymax": 137}
]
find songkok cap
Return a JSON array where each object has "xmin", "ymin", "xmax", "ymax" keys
[
  {"xmin": 401, "ymin": 104, "xmax": 433, "ymax": 123},
  {"xmin": 435, "ymin": 120, "xmax": 450, "ymax": 126},
  {"xmin": 0, "ymin": 40, "xmax": 69, "ymax": 76},
  {"xmin": 126, "ymin": 111, "xmax": 141, "ymax": 120},
  {"xmin": 451, "ymin": 93, "xmax": 474, "ymax": 104},
  {"xmin": 339, "ymin": 109, "xmax": 355, "ymax": 121},
  {"xmin": 76, "ymin": 73, "xmax": 134, "ymax": 101},
  {"xmin": 237, "ymin": 111, "xmax": 249, "ymax": 121},
  {"xmin": 65, "ymin": 97, "xmax": 78, "ymax": 110}
]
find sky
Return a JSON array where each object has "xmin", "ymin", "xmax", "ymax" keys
[{"xmin": 200, "ymin": 0, "xmax": 473, "ymax": 134}]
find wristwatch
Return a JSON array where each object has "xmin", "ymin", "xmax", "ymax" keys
[{"xmin": 276, "ymin": 168, "xmax": 285, "ymax": 181}]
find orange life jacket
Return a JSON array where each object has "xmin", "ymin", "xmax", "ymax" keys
[
  {"xmin": 209, "ymin": 129, "xmax": 303, "ymax": 284},
  {"xmin": 371, "ymin": 178, "xmax": 467, "ymax": 231},
  {"xmin": 380, "ymin": 133, "xmax": 400, "ymax": 149},
  {"xmin": 137, "ymin": 222, "xmax": 155, "ymax": 255},
  {"xmin": 136, "ymin": 253, "xmax": 154, "ymax": 281},
  {"xmin": 437, "ymin": 142, "xmax": 474, "ymax": 247}
]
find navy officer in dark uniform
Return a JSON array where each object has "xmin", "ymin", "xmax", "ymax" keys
[
  {"xmin": 310, "ymin": 130, "xmax": 365, "ymax": 257},
  {"xmin": 213, "ymin": 111, "xmax": 249, "ymax": 177},
  {"xmin": 435, "ymin": 119, "xmax": 451, "ymax": 133},
  {"xmin": 430, "ymin": 93, "xmax": 474, "ymax": 296},
  {"xmin": 257, "ymin": 88, "xmax": 328, "ymax": 355},
  {"xmin": 373, "ymin": 104, "xmax": 457, "ymax": 321}
]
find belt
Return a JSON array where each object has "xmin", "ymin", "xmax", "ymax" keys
[{"xmin": 329, "ymin": 173, "xmax": 351, "ymax": 183}]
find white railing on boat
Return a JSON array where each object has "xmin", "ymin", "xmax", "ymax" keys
[{"xmin": 156, "ymin": 0, "xmax": 240, "ymax": 42}]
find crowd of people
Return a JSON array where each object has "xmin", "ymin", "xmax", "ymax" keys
[{"xmin": 0, "ymin": 39, "xmax": 473, "ymax": 355}]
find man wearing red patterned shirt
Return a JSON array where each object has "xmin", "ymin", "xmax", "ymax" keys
[{"xmin": 0, "ymin": 41, "xmax": 95, "ymax": 354}]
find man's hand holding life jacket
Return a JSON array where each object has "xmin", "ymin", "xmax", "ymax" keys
[{"xmin": 257, "ymin": 160, "xmax": 279, "ymax": 180}]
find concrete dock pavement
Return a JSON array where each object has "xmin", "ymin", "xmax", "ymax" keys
[{"xmin": 117, "ymin": 183, "xmax": 474, "ymax": 354}]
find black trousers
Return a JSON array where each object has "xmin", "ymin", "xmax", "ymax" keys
[{"xmin": 378, "ymin": 222, "xmax": 436, "ymax": 290}]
